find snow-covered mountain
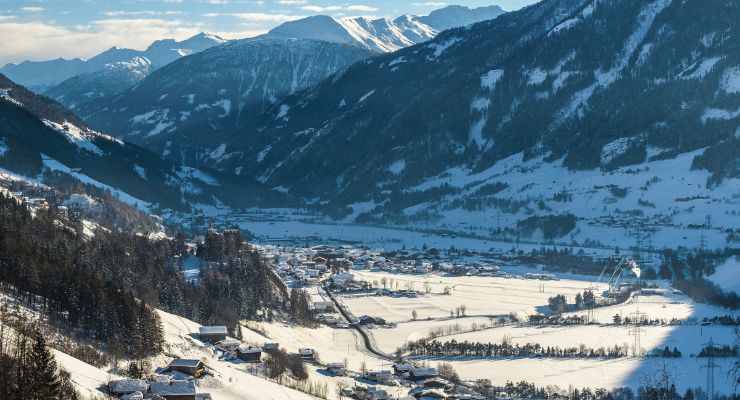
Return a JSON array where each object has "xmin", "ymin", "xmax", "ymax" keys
[
  {"xmin": 77, "ymin": 38, "xmax": 374, "ymax": 166},
  {"xmin": 76, "ymin": 5, "xmax": 504, "ymax": 165},
  {"xmin": 266, "ymin": 5, "xmax": 505, "ymax": 52},
  {"xmin": 176, "ymin": 0, "xmax": 738, "ymax": 247},
  {"xmin": 44, "ymin": 57, "xmax": 152, "ymax": 109},
  {"xmin": 0, "ymin": 74, "xmax": 284, "ymax": 211},
  {"xmin": 0, "ymin": 32, "xmax": 227, "ymax": 93}
]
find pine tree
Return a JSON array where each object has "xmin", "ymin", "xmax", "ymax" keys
[{"xmin": 30, "ymin": 330, "xmax": 61, "ymax": 400}]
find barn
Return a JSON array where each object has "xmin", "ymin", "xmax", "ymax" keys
[{"xmin": 167, "ymin": 359, "xmax": 206, "ymax": 377}]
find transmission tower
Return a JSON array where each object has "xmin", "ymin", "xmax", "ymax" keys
[
  {"xmin": 702, "ymin": 338, "xmax": 720, "ymax": 400},
  {"xmin": 628, "ymin": 309, "xmax": 646, "ymax": 357}
]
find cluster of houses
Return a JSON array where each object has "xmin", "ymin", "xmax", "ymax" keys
[
  {"xmin": 108, "ymin": 373, "xmax": 210, "ymax": 400},
  {"xmin": 336, "ymin": 364, "xmax": 484, "ymax": 400},
  {"xmin": 523, "ymin": 272, "xmax": 560, "ymax": 281},
  {"xmin": 106, "ymin": 325, "xmax": 290, "ymax": 400}
]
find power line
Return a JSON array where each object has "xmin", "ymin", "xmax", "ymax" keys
[
  {"xmin": 702, "ymin": 337, "xmax": 720, "ymax": 400},
  {"xmin": 628, "ymin": 308, "xmax": 646, "ymax": 357}
]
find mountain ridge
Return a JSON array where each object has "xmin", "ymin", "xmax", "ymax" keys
[
  {"xmin": 265, "ymin": 5, "xmax": 505, "ymax": 52},
  {"xmin": 0, "ymin": 32, "xmax": 227, "ymax": 92}
]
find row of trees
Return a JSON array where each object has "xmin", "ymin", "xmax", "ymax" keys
[
  {"xmin": 472, "ymin": 379, "xmax": 727, "ymax": 400},
  {"xmin": 402, "ymin": 338, "xmax": 631, "ymax": 359}
]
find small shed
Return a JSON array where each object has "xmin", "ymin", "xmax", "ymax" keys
[
  {"xmin": 216, "ymin": 339, "xmax": 241, "ymax": 353},
  {"xmin": 326, "ymin": 362, "xmax": 346, "ymax": 376},
  {"xmin": 298, "ymin": 348, "xmax": 315, "ymax": 361},
  {"xmin": 150, "ymin": 380, "xmax": 197, "ymax": 400},
  {"xmin": 168, "ymin": 359, "xmax": 206, "ymax": 377},
  {"xmin": 263, "ymin": 342, "xmax": 280, "ymax": 351},
  {"xmin": 198, "ymin": 326, "xmax": 227, "ymax": 342},
  {"xmin": 236, "ymin": 345, "xmax": 262, "ymax": 362},
  {"xmin": 109, "ymin": 379, "xmax": 148, "ymax": 396}
]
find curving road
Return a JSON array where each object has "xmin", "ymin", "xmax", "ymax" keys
[{"xmin": 321, "ymin": 285, "xmax": 394, "ymax": 361}]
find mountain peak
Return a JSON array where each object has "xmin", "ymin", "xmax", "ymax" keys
[{"xmin": 266, "ymin": 4, "xmax": 505, "ymax": 53}]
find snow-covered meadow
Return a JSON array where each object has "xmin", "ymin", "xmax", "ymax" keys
[{"xmin": 333, "ymin": 268, "xmax": 739, "ymax": 394}]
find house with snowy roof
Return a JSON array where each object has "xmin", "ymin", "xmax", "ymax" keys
[
  {"xmin": 150, "ymin": 380, "xmax": 197, "ymax": 400},
  {"xmin": 108, "ymin": 379, "xmax": 148, "ymax": 396},
  {"xmin": 198, "ymin": 326, "xmax": 227, "ymax": 342},
  {"xmin": 167, "ymin": 359, "xmax": 206, "ymax": 377}
]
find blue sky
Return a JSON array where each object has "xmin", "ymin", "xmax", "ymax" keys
[{"xmin": 0, "ymin": 0, "xmax": 538, "ymax": 65}]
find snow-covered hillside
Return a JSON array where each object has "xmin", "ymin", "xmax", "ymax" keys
[{"xmin": 78, "ymin": 38, "xmax": 373, "ymax": 166}]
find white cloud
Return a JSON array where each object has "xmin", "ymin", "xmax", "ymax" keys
[
  {"xmin": 205, "ymin": 12, "xmax": 304, "ymax": 23},
  {"xmin": 277, "ymin": 0, "xmax": 307, "ymax": 4},
  {"xmin": 346, "ymin": 5, "xmax": 378, "ymax": 12},
  {"xmin": 102, "ymin": 11, "xmax": 185, "ymax": 17},
  {"xmin": 301, "ymin": 5, "xmax": 342, "ymax": 12},
  {"xmin": 0, "ymin": 19, "xmax": 202, "ymax": 64},
  {"xmin": 20, "ymin": 7, "xmax": 46, "ymax": 13},
  {"xmin": 412, "ymin": 2, "xmax": 448, "ymax": 6},
  {"xmin": 300, "ymin": 4, "xmax": 378, "ymax": 13}
]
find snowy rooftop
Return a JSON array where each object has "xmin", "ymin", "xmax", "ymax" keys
[
  {"xmin": 237, "ymin": 345, "xmax": 262, "ymax": 353},
  {"xmin": 199, "ymin": 326, "xmax": 227, "ymax": 335},
  {"xmin": 150, "ymin": 380, "xmax": 196, "ymax": 396},
  {"xmin": 169, "ymin": 358, "xmax": 203, "ymax": 368},
  {"xmin": 108, "ymin": 379, "xmax": 148, "ymax": 393}
]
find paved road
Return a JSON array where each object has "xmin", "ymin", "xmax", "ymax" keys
[{"xmin": 321, "ymin": 285, "xmax": 394, "ymax": 361}]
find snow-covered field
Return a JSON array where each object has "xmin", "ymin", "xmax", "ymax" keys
[
  {"xmin": 709, "ymin": 256, "xmax": 740, "ymax": 295},
  {"xmin": 333, "ymin": 270, "xmax": 738, "ymax": 394},
  {"xmin": 445, "ymin": 357, "xmax": 736, "ymax": 394},
  {"xmin": 199, "ymin": 148, "xmax": 739, "ymax": 258},
  {"xmin": 339, "ymin": 270, "xmax": 602, "ymax": 324}
]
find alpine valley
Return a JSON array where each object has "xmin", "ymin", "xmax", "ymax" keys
[
  {"xmin": 76, "ymin": 0, "xmax": 739, "ymax": 252},
  {"xmin": 1, "ymin": 1, "xmax": 739, "ymax": 400}
]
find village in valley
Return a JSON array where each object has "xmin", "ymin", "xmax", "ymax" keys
[
  {"xmin": 98, "ymin": 231, "xmax": 740, "ymax": 400},
  {"xmin": 0, "ymin": 172, "xmax": 737, "ymax": 400}
]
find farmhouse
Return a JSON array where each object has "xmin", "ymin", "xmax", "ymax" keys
[
  {"xmin": 108, "ymin": 379, "xmax": 148, "ymax": 396},
  {"xmin": 420, "ymin": 377, "xmax": 452, "ymax": 390},
  {"xmin": 326, "ymin": 362, "xmax": 347, "ymax": 376},
  {"xmin": 409, "ymin": 367, "xmax": 438, "ymax": 381},
  {"xmin": 236, "ymin": 345, "xmax": 262, "ymax": 362},
  {"xmin": 150, "ymin": 380, "xmax": 197, "ymax": 400},
  {"xmin": 198, "ymin": 326, "xmax": 227, "ymax": 342},
  {"xmin": 167, "ymin": 359, "xmax": 206, "ymax": 377},
  {"xmin": 365, "ymin": 370, "xmax": 393, "ymax": 383},
  {"xmin": 411, "ymin": 388, "xmax": 447, "ymax": 399},
  {"xmin": 314, "ymin": 301, "xmax": 336, "ymax": 313},
  {"xmin": 359, "ymin": 315, "xmax": 386, "ymax": 325},
  {"xmin": 393, "ymin": 363, "xmax": 414, "ymax": 375}
]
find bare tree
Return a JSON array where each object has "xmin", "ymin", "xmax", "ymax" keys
[
  {"xmin": 380, "ymin": 277, "xmax": 387, "ymax": 289},
  {"xmin": 424, "ymin": 281, "xmax": 432, "ymax": 294},
  {"xmin": 336, "ymin": 381, "xmax": 348, "ymax": 399},
  {"xmin": 411, "ymin": 310, "xmax": 418, "ymax": 321}
]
